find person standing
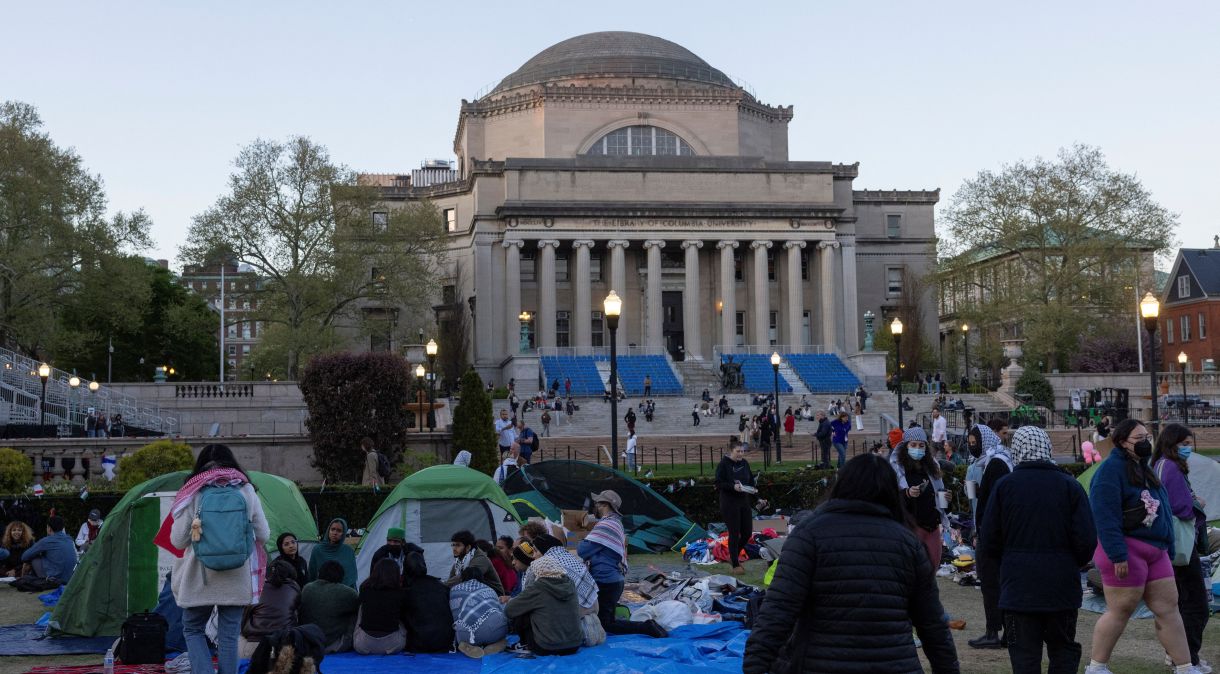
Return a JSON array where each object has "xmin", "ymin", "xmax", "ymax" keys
[
  {"xmin": 830, "ymin": 411, "xmax": 851, "ymax": 468},
  {"xmin": 1153, "ymin": 424, "xmax": 1211, "ymax": 672},
  {"xmin": 743, "ymin": 453, "xmax": 960, "ymax": 674},
  {"xmin": 624, "ymin": 407, "xmax": 636, "ymax": 435},
  {"xmin": 515, "ymin": 419, "xmax": 537, "ymax": 463},
  {"xmin": 980, "ymin": 426, "xmax": 1096, "ymax": 674},
  {"xmin": 643, "ymin": 374, "xmax": 652, "ymax": 397},
  {"xmin": 624, "ymin": 431, "xmax": 637, "ymax": 472},
  {"xmin": 814, "ymin": 411, "xmax": 833, "ymax": 469},
  {"xmin": 930, "ymin": 408, "xmax": 948, "ymax": 457},
  {"xmin": 969, "ymin": 422, "xmax": 1012, "ymax": 650},
  {"xmin": 158, "ymin": 445, "xmax": 270, "ymax": 674},
  {"xmin": 715, "ymin": 440, "xmax": 767, "ymax": 575},
  {"xmin": 891, "ymin": 427, "xmax": 947, "ymax": 569},
  {"xmin": 540, "ymin": 409, "xmax": 551, "ymax": 437},
  {"xmin": 1086, "ymin": 419, "xmax": 1197, "ymax": 674},
  {"xmin": 495, "ymin": 409, "xmax": 516, "ymax": 457},
  {"xmin": 783, "ymin": 407, "xmax": 795, "ymax": 446},
  {"xmin": 360, "ymin": 437, "xmax": 381, "ymax": 487},
  {"xmin": 1094, "ymin": 415, "xmax": 1112, "ymax": 445},
  {"xmin": 692, "ymin": 404, "xmax": 701, "ymax": 426},
  {"xmin": 564, "ymin": 377, "xmax": 571, "ymax": 398}
]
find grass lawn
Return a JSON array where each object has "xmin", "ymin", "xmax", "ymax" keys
[{"xmin": 0, "ymin": 586, "xmax": 98, "ymax": 674}]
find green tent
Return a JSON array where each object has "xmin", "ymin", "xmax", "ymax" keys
[
  {"xmin": 51, "ymin": 470, "xmax": 319, "ymax": 637},
  {"xmin": 354, "ymin": 465, "xmax": 523, "ymax": 584},
  {"xmin": 501, "ymin": 460, "xmax": 707, "ymax": 554}
]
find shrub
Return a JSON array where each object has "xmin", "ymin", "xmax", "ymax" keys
[
  {"xmin": 1015, "ymin": 367, "xmax": 1055, "ymax": 408},
  {"xmin": 0, "ymin": 447, "xmax": 31, "ymax": 494},
  {"xmin": 452, "ymin": 369, "xmax": 498, "ymax": 475},
  {"xmin": 118, "ymin": 440, "xmax": 194, "ymax": 489},
  {"xmin": 300, "ymin": 352, "xmax": 414, "ymax": 483}
]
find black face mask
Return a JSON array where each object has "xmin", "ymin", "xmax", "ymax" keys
[{"xmin": 1133, "ymin": 440, "xmax": 1153, "ymax": 458}]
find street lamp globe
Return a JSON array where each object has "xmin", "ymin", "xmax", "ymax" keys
[
  {"xmin": 425, "ymin": 339, "xmax": 438, "ymax": 357},
  {"xmin": 890, "ymin": 318, "xmax": 904, "ymax": 336},
  {"xmin": 69, "ymin": 375, "xmax": 80, "ymax": 388},
  {"xmin": 88, "ymin": 381, "xmax": 99, "ymax": 392},
  {"xmin": 603, "ymin": 291, "xmax": 622, "ymax": 318},
  {"xmin": 961, "ymin": 323, "xmax": 969, "ymax": 333},
  {"xmin": 1140, "ymin": 292, "xmax": 1160, "ymax": 320},
  {"xmin": 518, "ymin": 311, "xmax": 531, "ymax": 322},
  {"xmin": 38, "ymin": 362, "xmax": 51, "ymax": 379},
  {"xmin": 770, "ymin": 352, "xmax": 781, "ymax": 367},
  {"xmin": 415, "ymin": 364, "xmax": 426, "ymax": 379},
  {"xmin": 1179, "ymin": 351, "xmax": 1189, "ymax": 366}
]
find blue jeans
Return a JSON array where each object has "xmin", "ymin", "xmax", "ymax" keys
[
  {"xmin": 626, "ymin": 452, "xmax": 636, "ymax": 472},
  {"xmin": 183, "ymin": 604, "xmax": 243, "ymax": 674},
  {"xmin": 833, "ymin": 442, "xmax": 847, "ymax": 467}
]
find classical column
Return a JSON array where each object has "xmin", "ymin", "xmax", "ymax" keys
[
  {"xmin": 751, "ymin": 241, "xmax": 772, "ymax": 346},
  {"xmin": 818, "ymin": 241, "xmax": 841, "ymax": 351},
  {"xmin": 644, "ymin": 240, "xmax": 666, "ymax": 348},
  {"xmin": 474, "ymin": 240, "xmax": 496, "ymax": 362},
  {"xmin": 503, "ymin": 240, "xmax": 523, "ymax": 355},
  {"xmin": 607, "ymin": 240, "xmax": 630, "ymax": 350},
  {"xmin": 571, "ymin": 240, "xmax": 595, "ymax": 349},
  {"xmin": 718, "ymin": 241, "xmax": 738, "ymax": 352},
  {"xmin": 682, "ymin": 240, "xmax": 704, "ymax": 359},
  {"xmin": 841, "ymin": 240, "xmax": 860, "ymax": 354},
  {"xmin": 536, "ymin": 240, "xmax": 559, "ymax": 349},
  {"xmin": 785, "ymin": 241, "xmax": 806, "ymax": 347}
]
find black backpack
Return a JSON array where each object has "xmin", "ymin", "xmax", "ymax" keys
[
  {"xmin": 117, "ymin": 611, "xmax": 167, "ymax": 665},
  {"xmin": 376, "ymin": 451, "xmax": 392, "ymax": 480}
]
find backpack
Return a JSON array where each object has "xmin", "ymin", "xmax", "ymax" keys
[
  {"xmin": 117, "ymin": 611, "xmax": 168, "ymax": 665},
  {"xmin": 376, "ymin": 451, "xmax": 392, "ymax": 480},
  {"xmin": 193, "ymin": 485, "xmax": 253, "ymax": 571}
]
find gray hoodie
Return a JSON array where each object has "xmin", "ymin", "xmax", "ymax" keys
[{"xmin": 504, "ymin": 575, "xmax": 582, "ymax": 652}]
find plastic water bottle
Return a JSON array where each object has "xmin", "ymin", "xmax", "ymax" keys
[{"xmin": 103, "ymin": 648, "xmax": 114, "ymax": 674}]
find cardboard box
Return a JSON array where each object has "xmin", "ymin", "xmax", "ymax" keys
[
  {"xmin": 752, "ymin": 516, "xmax": 788, "ymax": 535},
  {"xmin": 526, "ymin": 517, "xmax": 567, "ymax": 545},
  {"xmin": 562, "ymin": 509, "xmax": 592, "ymax": 532}
]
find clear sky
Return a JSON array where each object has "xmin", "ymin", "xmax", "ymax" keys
[{"xmin": 2, "ymin": 1, "xmax": 1216, "ymax": 266}]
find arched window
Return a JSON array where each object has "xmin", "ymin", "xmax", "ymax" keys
[{"xmin": 585, "ymin": 125, "xmax": 695, "ymax": 156}]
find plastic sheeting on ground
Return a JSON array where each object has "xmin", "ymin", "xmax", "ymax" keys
[
  {"xmin": 0, "ymin": 624, "xmax": 115, "ymax": 656},
  {"xmin": 1080, "ymin": 593, "xmax": 1154, "ymax": 619}
]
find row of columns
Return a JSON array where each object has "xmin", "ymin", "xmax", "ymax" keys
[{"xmin": 495, "ymin": 237, "xmax": 856, "ymax": 358}]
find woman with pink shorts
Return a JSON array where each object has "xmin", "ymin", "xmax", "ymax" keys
[{"xmin": 1086, "ymin": 419, "xmax": 1197, "ymax": 674}]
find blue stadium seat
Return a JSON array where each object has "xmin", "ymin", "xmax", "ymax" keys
[
  {"xmin": 784, "ymin": 353, "xmax": 861, "ymax": 394},
  {"xmin": 539, "ymin": 356, "xmax": 603, "ymax": 396},
  {"xmin": 593, "ymin": 355, "xmax": 682, "ymax": 396}
]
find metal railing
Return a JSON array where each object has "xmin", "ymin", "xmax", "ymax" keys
[
  {"xmin": 714, "ymin": 344, "xmax": 834, "ymax": 358},
  {"xmin": 537, "ymin": 345, "xmax": 668, "ymax": 357}
]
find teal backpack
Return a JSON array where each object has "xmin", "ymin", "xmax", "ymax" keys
[{"xmin": 192, "ymin": 485, "xmax": 253, "ymax": 571}]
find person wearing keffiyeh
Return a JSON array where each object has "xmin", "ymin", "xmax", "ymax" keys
[
  {"xmin": 578, "ymin": 490, "xmax": 667, "ymax": 638},
  {"xmin": 155, "ymin": 444, "xmax": 270, "ymax": 674}
]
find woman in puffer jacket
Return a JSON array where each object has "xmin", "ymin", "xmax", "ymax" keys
[{"xmin": 743, "ymin": 453, "xmax": 959, "ymax": 674}]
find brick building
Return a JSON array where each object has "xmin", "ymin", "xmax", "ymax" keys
[
  {"xmin": 179, "ymin": 262, "xmax": 263, "ymax": 379},
  {"xmin": 1160, "ymin": 245, "xmax": 1220, "ymax": 372}
]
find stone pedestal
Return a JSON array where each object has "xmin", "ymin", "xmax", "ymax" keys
[{"xmin": 999, "ymin": 339, "xmax": 1026, "ymax": 398}]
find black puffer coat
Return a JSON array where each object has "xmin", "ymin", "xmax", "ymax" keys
[{"xmin": 743, "ymin": 499, "xmax": 959, "ymax": 674}]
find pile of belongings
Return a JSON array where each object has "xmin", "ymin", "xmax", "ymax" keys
[
  {"xmin": 944, "ymin": 544, "xmax": 978, "ymax": 586},
  {"xmin": 681, "ymin": 528, "xmax": 782, "ymax": 566},
  {"xmin": 623, "ymin": 572, "xmax": 768, "ymax": 630}
]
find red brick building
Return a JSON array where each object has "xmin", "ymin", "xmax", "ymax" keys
[
  {"xmin": 180, "ymin": 262, "xmax": 263, "ymax": 379},
  {"xmin": 1160, "ymin": 246, "xmax": 1220, "ymax": 372}
]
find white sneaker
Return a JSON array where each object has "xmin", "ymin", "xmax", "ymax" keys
[
  {"xmin": 1199, "ymin": 660, "xmax": 1213, "ymax": 674},
  {"xmin": 1085, "ymin": 665, "xmax": 1113, "ymax": 674}
]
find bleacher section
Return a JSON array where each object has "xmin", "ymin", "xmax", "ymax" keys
[
  {"xmin": 785, "ymin": 353, "xmax": 861, "ymax": 394},
  {"xmin": 599, "ymin": 355, "xmax": 682, "ymax": 396},
  {"xmin": 721, "ymin": 354, "xmax": 793, "ymax": 394},
  {"xmin": 539, "ymin": 356, "xmax": 603, "ymax": 397}
]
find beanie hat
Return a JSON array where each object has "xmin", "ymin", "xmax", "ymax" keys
[
  {"xmin": 1011, "ymin": 426, "xmax": 1054, "ymax": 464},
  {"xmin": 512, "ymin": 546, "xmax": 533, "ymax": 566},
  {"xmin": 903, "ymin": 427, "xmax": 928, "ymax": 444},
  {"xmin": 387, "ymin": 527, "xmax": 405, "ymax": 542}
]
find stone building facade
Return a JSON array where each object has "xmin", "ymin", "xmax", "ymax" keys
[
  {"xmin": 363, "ymin": 31, "xmax": 938, "ymax": 385},
  {"xmin": 179, "ymin": 262, "xmax": 262, "ymax": 379}
]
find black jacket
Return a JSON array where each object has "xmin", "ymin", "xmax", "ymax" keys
[
  {"xmin": 975, "ymin": 459, "xmax": 1011, "ymax": 538},
  {"xmin": 814, "ymin": 418, "xmax": 832, "ymax": 442},
  {"xmin": 402, "ymin": 574, "xmax": 455, "ymax": 652},
  {"xmin": 980, "ymin": 461, "xmax": 1097, "ymax": 612},
  {"xmin": 743, "ymin": 499, "xmax": 959, "ymax": 674},
  {"xmin": 715, "ymin": 456, "xmax": 755, "ymax": 505}
]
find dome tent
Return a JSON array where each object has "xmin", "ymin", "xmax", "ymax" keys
[
  {"xmin": 355, "ymin": 465, "xmax": 522, "ymax": 584},
  {"xmin": 51, "ymin": 470, "xmax": 319, "ymax": 637},
  {"xmin": 502, "ymin": 460, "xmax": 707, "ymax": 553}
]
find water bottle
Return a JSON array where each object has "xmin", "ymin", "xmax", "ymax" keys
[{"xmin": 103, "ymin": 648, "xmax": 114, "ymax": 674}]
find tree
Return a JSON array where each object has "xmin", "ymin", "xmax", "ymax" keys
[
  {"xmin": 451, "ymin": 368, "xmax": 497, "ymax": 475},
  {"xmin": 299, "ymin": 352, "xmax": 413, "ymax": 483},
  {"xmin": 182, "ymin": 137, "xmax": 447, "ymax": 378},
  {"xmin": 940, "ymin": 144, "xmax": 1177, "ymax": 372},
  {"xmin": 1015, "ymin": 368, "xmax": 1055, "ymax": 408},
  {"xmin": 0, "ymin": 101, "xmax": 152, "ymax": 356},
  {"xmin": 1070, "ymin": 327, "xmax": 1141, "ymax": 373},
  {"xmin": 437, "ymin": 262, "xmax": 471, "ymax": 393}
]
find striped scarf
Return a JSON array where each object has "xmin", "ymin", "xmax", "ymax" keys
[{"xmin": 585, "ymin": 514, "xmax": 628, "ymax": 572}]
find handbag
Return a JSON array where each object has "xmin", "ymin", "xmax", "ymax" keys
[{"xmin": 1154, "ymin": 459, "xmax": 1198, "ymax": 566}]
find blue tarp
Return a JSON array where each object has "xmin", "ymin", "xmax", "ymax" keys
[{"xmin": 0, "ymin": 623, "xmax": 116, "ymax": 655}]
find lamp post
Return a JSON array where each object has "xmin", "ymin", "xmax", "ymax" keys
[
  {"xmin": 518, "ymin": 312, "xmax": 532, "ymax": 353},
  {"xmin": 961, "ymin": 323, "xmax": 970, "ymax": 392},
  {"xmin": 1140, "ymin": 292, "xmax": 1160, "ymax": 436},
  {"xmin": 1178, "ymin": 351, "xmax": 1189, "ymax": 425},
  {"xmin": 891, "ymin": 319, "xmax": 904, "ymax": 429},
  {"xmin": 37, "ymin": 362, "xmax": 50, "ymax": 427},
  {"xmin": 426, "ymin": 339, "xmax": 438, "ymax": 431},
  {"xmin": 770, "ymin": 352, "xmax": 782, "ymax": 464},
  {"xmin": 69, "ymin": 374, "xmax": 80, "ymax": 433},
  {"xmin": 415, "ymin": 364, "xmax": 426, "ymax": 432},
  {"xmin": 604, "ymin": 291, "xmax": 622, "ymax": 471}
]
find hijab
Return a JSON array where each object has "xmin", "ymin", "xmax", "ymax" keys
[{"xmin": 307, "ymin": 517, "xmax": 357, "ymax": 588}]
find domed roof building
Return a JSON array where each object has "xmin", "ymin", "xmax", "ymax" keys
[{"xmin": 360, "ymin": 32, "xmax": 938, "ymax": 397}]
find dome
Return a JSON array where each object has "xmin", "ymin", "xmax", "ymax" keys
[{"xmin": 489, "ymin": 31, "xmax": 736, "ymax": 95}]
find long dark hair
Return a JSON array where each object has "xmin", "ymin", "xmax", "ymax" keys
[
  {"xmin": 1111, "ymin": 418, "xmax": 1161, "ymax": 489},
  {"xmin": 830, "ymin": 454, "xmax": 906, "ymax": 524},
  {"xmin": 266, "ymin": 558, "xmax": 298, "ymax": 588},
  {"xmin": 190, "ymin": 444, "xmax": 250, "ymax": 481},
  {"xmin": 897, "ymin": 440, "xmax": 941, "ymax": 479},
  {"xmin": 1154, "ymin": 423, "xmax": 1193, "ymax": 476},
  {"xmin": 276, "ymin": 532, "xmax": 298, "ymax": 558},
  {"xmin": 362, "ymin": 558, "xmax": 401, "ymax": 591}
]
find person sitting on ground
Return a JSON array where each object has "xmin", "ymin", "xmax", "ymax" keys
[
  {"xmin": 401, "ymin": 551, "xmax": 455, "ymax": 653},
  {"xmin": 445, "ymin": 530, "xmax": 505, "ymax": 595},
  {"xmin": 578, "ymin": 491, "xmax": 667, "ymax": 638},
  {"xmin": 299, "ymin": 560, "xmax": 359, "ymax": 653},
  {"xmin": 239, "ymin": 558, "xmax": 302, "ymax": 658},
  {"xmin": 488, "ymin": 537, "xmax": 519, "ymax": 596},
  {"xmin": 523, "ymin": 534, "xmax": 599, "ymax": 617},
  {"xmin": 20, "ymin": 515, "xmax": 77, "ymax": 587},
  {"xmin": 450, "ymin": 567, "xmax": 510, "ymax": 658},
  {"xmin": 274, "ymin": 532, "xmax": 309, "ymax": 586},
  {"xmin": 75, "ymin": 509, "xmax": 103, "ymax": 554},
  {"xmin": 353, "ymin": 558, "xmax": 407, "ymax": 655},
  {"xmin": 308, "ymin": 518, "xmax": 357, "ymax": 588},
  {"xmin": 519, "ymin": 520, "xmax": 548, "ymax": 544},
  {"xmin": 370, "ymin": 527, "xmax": 422, "ymax": 580},
  {"xmin": 504, "ymin": 555, "xmax": 583, "ymax": 656},
  {"xmin": 0, "ymin": 522, "xmax": 34, "ymax": 578}
]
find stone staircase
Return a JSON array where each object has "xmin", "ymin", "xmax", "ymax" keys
[
  {"xmin": 777, "ymin": 362, "xmax": 810, "ymax": 395},
  {"xmin": 673, "ymin": 360, "xmax": 722, "ymax": 396}
]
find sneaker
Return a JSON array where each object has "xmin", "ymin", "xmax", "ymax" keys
[
  {"xmin": 484, "ymin": 639, "xmax": 507, "ymax": 656},
  {"xmin": 1085, "ymin": 664, "xmax": 1113, "ymax": 674},
  {"xmin": 1200, "ymin": 660, "xmax": 1213, "ymax": 674},
  {"xmin": 458, "ymin": 642, "xmax": 485, "ymax": 659},
  {"xmin": 967, "ymin": 632, "xmax": 1003, "ymax": 649},
  {"xmin": 506, "ymin": 642, "xmax": 532, "ymax": 656},
  {"xmin": 641, "ymin": 619, "xmax": 669, "ymax": 639}
]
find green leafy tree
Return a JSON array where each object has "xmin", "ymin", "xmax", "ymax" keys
[
  {"xmin": 0, "ymin": 101, "xmax": 152, "ymax": 356},
  {"xmin": 1015, "ymin": 368, "xmax": 1055, "ymax": 408},
  {"xmin": 299, "ymin": 351, "xmax": 413, "ymax": 483},
  {"xmin": 182, "ymin": 137, "xmax": 447, "ymax": 378},
  {"xmin": 452, "ymin": 369, "xmax": 497, "ymax": 475},
  {"xmin": 940, "ymin": 145, "xmax": 1176, "ymax": 372},
  {"xmin": 0, "ymin": 447, "xmax": 30, "ymax": 494},
  {"xmin": 118, "ymin": 440, "xmax": 195, "ymax": 489}
]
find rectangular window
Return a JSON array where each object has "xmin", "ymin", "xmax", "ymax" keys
[
  {"xmin": 1200, "ymin": 312, "xmax": 1207, "ymax": 340},
  {"xmin": 556, "ymin": 311, "xmax": 570, "ymax": 347},
  {"xmin": 590, "ymin": 254, "xmax": 602, "ymax": 282},
  {"xmin": 629, "ymin": 127, "xmax": 651, "ymax": 156},
  {"xmin": 227, "ymin": 345, "xmax": 236, "ymax": 356},
  {"xmin": 734, "ymin": 251, "xmax": 744, "ymax": 282},
  {"xmin": 556, "ymin": 253, "xmax": 569, "ymax": 282},
  {"xmin": 1182, "ymin": 314, "xmax": 1191, "ymax": 342},
  {"xmin": 1167, "ymin": 319, "xmax": 1174, "ymax": 344},
  {"xmin": 591, "ymin": 311, "xmax": 604, "ymax": 347},
  {"xmin": 769, "ymin": 311, "xmax": 778, "ymax": 345},
  {"xmin": 372, "ymin": 211, "xmax": 388, "ymax": 231},
  {"xmin": 242, "ymin": 345, "xmax": 250, "ymax": 354},
  {"xmin": 442, "ymin": 285, "xmax": 456, "ymax": 304},
  {"xmin": 767, "ymin": 250, "xmax": 776, "ymax": 282},
  {"xmin": 1178, "ymin": 275, "xmax": 1190, "ymax": 298},
  {"xmin": 886, "ymin": 214, "xmax": 902, "ymax": 238},
  {"xmin": 521, "ymin": 250, "xmax": 535, "ymax": 282},
  {"xmin": 227, "ymin": 324, "xmax": 237, "ymax": 338},
  {"xmin": 735, "ymin": 311, "xmax": 746, "ymax": 346},
  {"xmin": 444, "ymin": 208, "xmax": 457, "ymax": 232},
  {"xmin": 886, "ymin": 267, "xmax": 904, "ymax": 296},
  {"xmin": 800, "ymin": 250, "xmax": 809, "ymax": 281}
]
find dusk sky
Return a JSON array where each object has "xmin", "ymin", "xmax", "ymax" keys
[{"xmin": 3, "ymin": 1, "xmax": 1216, "ymax": 266}]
